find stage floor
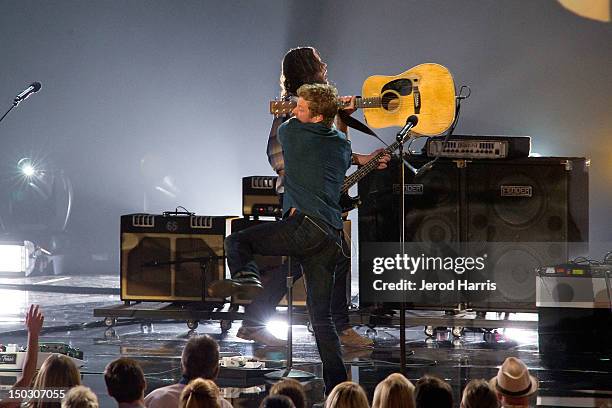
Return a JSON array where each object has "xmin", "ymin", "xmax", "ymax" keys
[{"xmin": 1, "ymin": 275, "xmax": 611, "ymax": 408}]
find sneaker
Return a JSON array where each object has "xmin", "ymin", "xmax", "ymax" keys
[
  {"xmin": 208, "ymin": 277, "xmax": 263, "ymax": 299},
  {"xmin": 237, "ymin": 326, "xmax": 286, "ymax": 347},
  {"xmin": 339, "ymin": 328, "xmax": 374, "ymax": 348}
]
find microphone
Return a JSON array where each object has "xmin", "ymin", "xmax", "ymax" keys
[
  {"xmin": 396, "ymin": 115, "xmax": 419, "ymax": 141},
  {"xmin": 14, "ymin": 82, "xmax": 42, "ymax": 103}
]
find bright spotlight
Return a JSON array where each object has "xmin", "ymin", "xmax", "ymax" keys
[
  {"xmin": 0, "ymin": 241, "xmax": 35, "ymax": 275},
  {"xmin": 17, "ymin": 158, "xmax": 37, "ymax": 178},
  {"xmin": 265, "ymin": 320, "xmax": 288, "ymax": 340},
  {"xmin": 22, "ymin": 164, "xmax": 35, "ymax": 176}
]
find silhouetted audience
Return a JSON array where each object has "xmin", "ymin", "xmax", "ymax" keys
[
  {"xmin": 143, "ymin": 334, "xmax": 231, "ymax": 408},
  {"xmin": 372, "ymin": 373, "xmax": 415, "ymax": 408},
  {"xmin": 269, "ymin": 378, "xmax": 306, "ymax": 408},
  {"xmin": 104, "ymin": 357, "xmax": 146, "ymax": 407},
  {"xmin": 461, "ymin": 379, "xmax": 499, "ymax": 408},
  {"xmin": 325, "ymin": 381, "xmax": 369, "ymax": 408},
  {"xmin": 259, "ymin": 395, "xmax": 296, "ymax": 408},
  {"xmin": 179, "ymin": 378, "xmax": 221, "ymax": 408},
  {"xmin": 414, "ymin": 375, "xmax": 453, "ymax": 408},
  {"xmin": 489, "ymin": 357, "xmax": 538, "ymax": 408},
  {"xmin": 61, "ymin": 386, "xmax": 99, "ymax": 408}
]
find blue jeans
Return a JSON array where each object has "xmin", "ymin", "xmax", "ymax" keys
[
  {"xmin": 224, "ymin": 211, "xmax": 348, "ymax": 393},
  {"xmin": 241, "ymin": 240, "xmax": 351, "ymax": 334}
]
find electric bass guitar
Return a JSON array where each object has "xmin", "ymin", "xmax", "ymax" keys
[
  {"xmin": 339, "ymin": 136, "xmax": 410, "ymax": 212},
  {"xmin": 270, "ymin": 63, "xmax": 456, "ymax": 136}
]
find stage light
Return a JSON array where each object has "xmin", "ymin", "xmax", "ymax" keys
[
  {"xmin": 17, "ymin": 157, "xmax": 39, "ymax": 178},
  {"xmin": 265, "ymin": 320, "xmax": 288, "ymax": 339},
  {"xmin": 0, "ymin": 241, "xmax": 35, "ymax": 275}
]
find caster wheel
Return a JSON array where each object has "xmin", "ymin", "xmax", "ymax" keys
[
  {"xmin": 365, "ymin": 328, "xmax": 377, "ymax": 338},
  {"xmin": 141, "ymin": 322, "xmax": 153, "ymax": 334},
  {"xmin": 424, "ymin": 326, "xmax": 434, "ymax": 337},
  {"xmin": 187, "ymin": 320, "xmax": 199, "ymax": 330},
  {"xmin": 452, "ymin": 326, "xmax": 464, "ymax": 338},
  {"xmin": 220, "ymin": 320, "xmax": 232, "ymax": 332},
  {"xmin": 104, "ymin": 328, "xmax": 117, "ymax": 339},
  {"xmin": 104, "ymin": 317, "xmax": 117, "ymax": 327}
]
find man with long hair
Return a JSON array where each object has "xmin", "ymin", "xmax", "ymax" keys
[{"xmin": 211, "ymin": 46, "xmax": 387, "ymax": 348}]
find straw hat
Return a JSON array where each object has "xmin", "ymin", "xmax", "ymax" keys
[{"xmin": 489, "ymin": 357, "xmax": 538, "ymax": 398}]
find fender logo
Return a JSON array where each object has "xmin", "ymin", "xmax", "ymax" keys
[{"xmin": 500, "ymin": 185, "xmax": 532, "ymax": 197}]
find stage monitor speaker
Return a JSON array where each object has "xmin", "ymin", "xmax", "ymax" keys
[
  {"xmin": 358, "ymin": 156, "xmax": 589, "ymax": 311},
  {"xmin": 228, "ymin": 217, "xmax": 351, "ymax": 307},
  {"xmin": 120, "ymin": 214, "xmax": 233, "ymax": 302}
]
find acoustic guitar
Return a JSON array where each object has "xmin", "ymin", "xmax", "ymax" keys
[{"xmin": 270, "ymin": 63, "xmax": 456, "ymax": 136}]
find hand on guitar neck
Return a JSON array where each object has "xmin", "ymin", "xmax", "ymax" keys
[
  {"xmin": 352, "ymin": 149, "xmax": 390, "ymax": 170},
  {"xmin": 336, "ymin": 95, "xmax": 356, "ymax": 133}
]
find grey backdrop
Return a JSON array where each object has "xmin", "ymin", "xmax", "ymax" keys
[{"xmin": 1, "ymin": 0, "xmax": 610, "ymax": 274}]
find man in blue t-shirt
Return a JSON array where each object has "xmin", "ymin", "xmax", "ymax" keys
[{"xmin": 209, "ymin": 84, "xmax": 351, "ymax": 393}]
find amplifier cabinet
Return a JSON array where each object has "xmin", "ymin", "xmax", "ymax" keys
[
  {"xmin": 358, "ymin": 156, "xmax": 589, "ymax": 311},
  {"xmin": 120, "ymin": 214, "xmax": 234, "ymax": 302},
  {"xmin": 242, "ymin": 176, "xmax": 281, "ymax": 217}
]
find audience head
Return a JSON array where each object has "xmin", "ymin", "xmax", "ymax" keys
[
  {"xmin": 104, "ymin": 357, "xmax": 146, "ymax": 403},
  {"xmin": 325, "ymin": 381, "xmax": 369, "ymax": 408},
  {"xmin": 61, "ymin": 386, "xmax": 98, "ymax": 408},
  {"xmin": 461, "ymin": 379, "xmax": 499, "ymax": 408},
  {"xmin": 181, "ymin": 334, "xmax": 220, "ymax": 381},
  {"xmin": 260, "ymin": 394, "xmax": 296, "ymax": 408},
  {"xmin": 179, "ymin": 378, "xmax": 220, "ymax": 408},
  {"xmin": 270, "ymin": 378, "xmax": 306, "ymax": 408},
  {"xmin": 414, "ymin": 375, "xmax": 453, "ymax": 408},
  {"xmin": 373, "ymin": 373, "xmax": 415, "ymax": 408},
  {"xmin": 28, "ymin": 353, "xmax": 81, "ymax": 407},
  {"xmin": 489, "ymin": 357, "xmax": 538, "ymax": 406}
]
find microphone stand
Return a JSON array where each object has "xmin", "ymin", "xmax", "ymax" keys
[
  {"xmin": 265, "ymin": 257, "xmax": 315, "ymax": 381},
  {"xmin": 0, "ymin": 100, "xmax": 19, "ymax": 125},
  {"xmin": 395, "ymin": 119, "xmax": 418, "ymax": 374}
]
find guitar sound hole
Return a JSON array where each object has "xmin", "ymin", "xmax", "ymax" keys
[{"xmin": 381, "ymin": 92, "xmax": 400, "ymax": 112}]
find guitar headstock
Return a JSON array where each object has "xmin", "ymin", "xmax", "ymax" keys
[{"xmin": 269, "ymin": 100, "xmax": 296, "ymax": 116}]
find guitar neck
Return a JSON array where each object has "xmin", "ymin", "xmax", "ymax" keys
[
  {"xmin": 353, "ymin": 96, "xmax": 382, "ymax": 109},
  {"xmin": 341, "ymin": 139, "xmax": 401, "ymax": 193}
]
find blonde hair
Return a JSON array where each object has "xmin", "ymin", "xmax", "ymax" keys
[
  {"xmin": 325, "ymin": 381, "xmax": 369, "ymax": 408},
  {"xmin": 373, "ymin": 373, "xmax": 415, "ymax": 408},
  {"xmin": 179, "ymin": 378, "xmax": 220, "ymax": 408},
  {"xmin": 27, "ymin": 354, "xmax": 81, "ymax": 408},
  {"xmin": 61, "ymin": 386, "xmax": 98, "ymax": 408}
]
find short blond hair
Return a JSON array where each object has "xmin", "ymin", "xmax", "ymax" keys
[
  {"xmin": 296, "ymin": 83, "xmax": 339, "ymax": 127},
  {"xmin": 61, "ymin": 386, "xmax": 98, "ymax": 408}
]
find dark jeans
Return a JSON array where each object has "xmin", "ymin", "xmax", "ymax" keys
[
  {"xmin": 224, "ymin": 211, "xmax": 348, "ymax": 393},
  {"xmin": 241, "ymin": 239, "xmax": 350, "ymax": 333}
]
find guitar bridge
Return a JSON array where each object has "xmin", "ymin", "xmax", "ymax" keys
[{"xmin": 413, "ymin": 86, "xmax": 421, "ymax": 114}]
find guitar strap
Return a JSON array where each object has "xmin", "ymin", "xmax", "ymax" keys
[{"xmin": 337, "ymin": 109, "xmax": 380, "ymax": 139}]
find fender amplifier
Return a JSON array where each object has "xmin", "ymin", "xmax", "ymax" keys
[{"xmin": 120, "ymin": 213, "xmax": 235, "ymax": 302}]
